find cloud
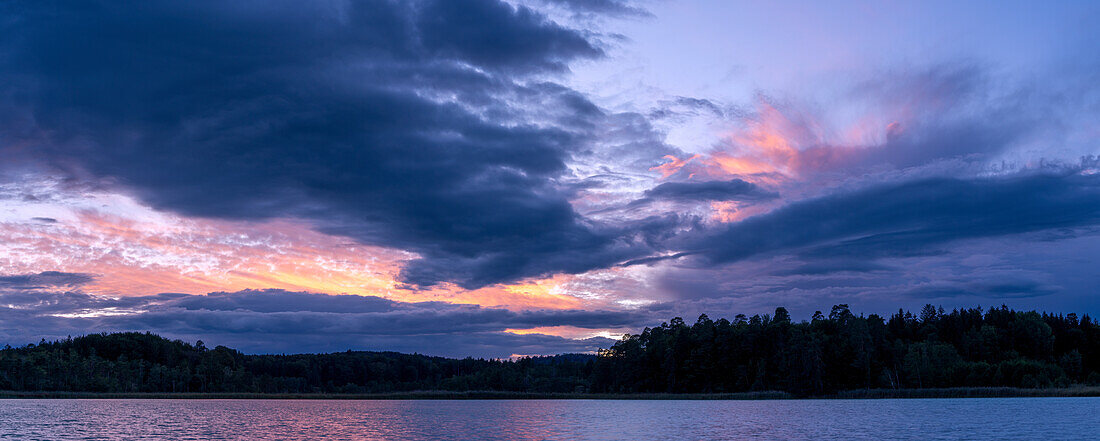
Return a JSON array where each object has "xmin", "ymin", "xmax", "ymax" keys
[
  {"xmin": 536, "ymin": 0, "xmax": 652, "ymax": 17},
  {"xmin": 0, "ymin": 288, "xmax": 648, "ymax": 357},
  {"xmin": 689, "ymin": 171, "xmax": 1100, "ymax": 265},
  {"xmin": 634, "ymin": 179, "xmax": 778, "ymax": 204},
  {"xmin": 419, "ymin": 0, "xmax": 603, "ymax": 72},
  {"xmin": 1, "ymin": 1, "xmax": 1096, "ymax": 330},
  {"xmin": 653, "ymin": 65, "xmax": 1044, "ymax": 183},
  {"xmin": 0, "ymin": 271, "xmax": 96, "ymax": 290},
  {"xmin": 904, "ymin": 279, "xmax": 1059, "ymax": 300},
  {"xmin": 0, "ymin": 0, "xmax": 657, "ymax": 289},
  {"xmin": 769, "ymin": 260, "xmax": 892, "ymax": 277}
]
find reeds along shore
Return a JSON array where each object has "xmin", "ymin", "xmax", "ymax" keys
[{"xmin": 1, "ymin": 387, "xmax": 1099, "ymax": 400}]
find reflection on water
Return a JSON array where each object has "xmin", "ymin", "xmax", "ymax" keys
[{"xmin": 0, "ymin": 398, "xmax": 1096, "ymax": 440}]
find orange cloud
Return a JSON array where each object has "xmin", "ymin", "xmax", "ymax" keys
[
  {"xmin": 649, "ymin": 154, "xmax": 700, "ymax": 178},
  {"xmin": 654, "ymin": 99, "xmax": 904, "ymax": 180},
  {"xmin": 648, "ymin": 99, "xmax": 903, "ymax": 222},
  {"xmin": 0, "ymin": 191, "xmax": 597, "ymax": 311},
  {"xmin": 1, "ymin": 211, "xmax": 406, "ymax": 296}
]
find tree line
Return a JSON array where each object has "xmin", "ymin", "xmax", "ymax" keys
[
  {"xmin": 593, "ymin": 305, "xmax": 1100, "ymax": 395},
  {"xmin": 2, "ymin": 305, "xmax": 1099, "ymax": 396}
]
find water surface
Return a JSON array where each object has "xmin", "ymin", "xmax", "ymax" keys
[{"xmin": 0, "ymin": 398, "xmax": 1096, "ymax": 440}]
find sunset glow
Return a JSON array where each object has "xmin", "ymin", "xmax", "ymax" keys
[{"xmin": 1, "ymin": 0, "xmax": 1098, "ymax": 360}]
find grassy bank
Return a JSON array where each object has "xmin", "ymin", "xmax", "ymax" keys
[{"xmin": 1, "ymin": 387, "xmax": 1099, "ymax": 400}]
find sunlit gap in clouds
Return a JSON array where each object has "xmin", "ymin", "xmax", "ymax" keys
[
  {"xmin": 0, "ymin": 176, "xmax": 661, "ymax": 314},
  {"xmin": 504, "ymin": 325, "xmax": 634, "ymax": 341}
]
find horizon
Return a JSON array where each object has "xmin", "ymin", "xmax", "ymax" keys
[
  {"xmin": 7, "ymin": 302, "xmax": 1093, "ymax": 359},
  {"xmin": 2, "ymin": 0, "xmax": 1100, "ymax": 359}
]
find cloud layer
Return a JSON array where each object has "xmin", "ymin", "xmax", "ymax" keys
[
  {"xmin": 0, "ymin": 283, "xmax": 650, "ymax": 357},
  {"xmin": 0, "ymin": 0, "xmax": 657, "ymax": 289},
  {"xmin": 0, "ymin": 0, "xmax": 1098, "ymax": 356},
  {"xmin": 693, "ymin": 172, "xmax": 1100, "ymax": 265}
]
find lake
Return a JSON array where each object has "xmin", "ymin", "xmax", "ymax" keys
[{"xmin": 0, "ymin": 398, "xmax": 1096, "ymax": 440}]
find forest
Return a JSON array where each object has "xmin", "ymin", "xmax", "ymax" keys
[{"xmin": 2, "ymin": 305, "xmax": 1099, "ymax": 396}]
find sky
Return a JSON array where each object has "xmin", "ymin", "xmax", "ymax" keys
[{"xmin": 1, "ymin": 0, "xmax": 1098, "ymax": 358}]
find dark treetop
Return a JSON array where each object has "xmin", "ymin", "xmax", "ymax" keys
[{"xmin": 2, "ymin": 305, "xmax": 1099, "ymax": 396}]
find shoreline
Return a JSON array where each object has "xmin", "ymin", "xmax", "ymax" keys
[{"xmin": 2, "ymin": 387, "xmax": 1099, "ymax": 400}]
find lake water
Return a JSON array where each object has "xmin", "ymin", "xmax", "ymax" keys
[{"xmin": 0, "ymin": 398, "xmax": 1096, "ymax": 440}]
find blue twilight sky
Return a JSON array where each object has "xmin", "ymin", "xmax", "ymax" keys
[{"xmin": 0, "ymin": 0, "xmax": 1098, "ymax": 357}]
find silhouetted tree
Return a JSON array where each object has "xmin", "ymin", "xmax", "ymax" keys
[
  {"xmin": 593, "ymin": 305, "xmax": 1100, "ymax": 395},
  {"xmin": 2, "ymin": 305, "xmax": 1099, "ymax": 396}
]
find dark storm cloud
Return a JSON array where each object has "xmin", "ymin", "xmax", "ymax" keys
[
  {"xmin": 689, "ymin": 171, "xmax": 1100, "ymax": 265},
  {"xmin": 0, "ymin": 0, "xmax": 658, "ymax": 289},
  {"xmin": 170, "ymin": 290, "xmax": 400, "ymax": 314},
  {"xmin": 904, "ymin": 280, "xmax": 1059, "ymax": 300},
  {"xmin": 536, "ymin": 0, "xmax": 651, "ymax": 17},
  {"xmin": 0, "ymin": 271, "xmax": 96, "ymax": 290},
  {"xmin": 770, "ymin": 260, "xmax": 892, "ymax": 277},
  {"xmin": 0, "ymin": 289, "xmax": 647, "ymax": 357},
  {"xmin": 419, "ymin": 0, "xmax": 603, "ymax": 72},
  {"xmin": 633, "ymin": 179, "xmax": 777, "ymax": 205}
]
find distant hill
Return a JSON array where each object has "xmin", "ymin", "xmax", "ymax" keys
[{"xmin": 2, "ymin": 305, "xmax": 1099, "ymax": 396}]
